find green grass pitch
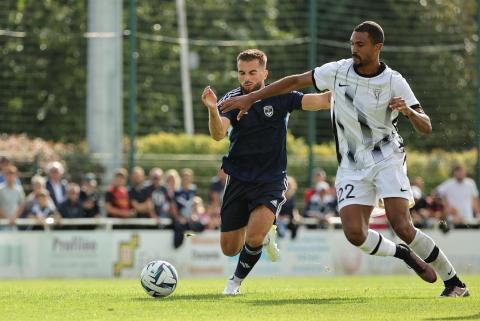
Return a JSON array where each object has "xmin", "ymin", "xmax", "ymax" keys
[{"xmin": 1, "ymin": 275, "xmax": 478, "ymax": 321}]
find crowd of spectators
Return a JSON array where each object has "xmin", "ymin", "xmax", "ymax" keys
[{"xmin": 0, "ymin": 155, "xmax": 479, "ymax": 243}]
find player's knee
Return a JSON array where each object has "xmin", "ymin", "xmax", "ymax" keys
[
  {"xmin": 245, "ymin": 233, "xmax": 265, "ymax": 248},
  {"xmin": 220, "ymin": 240, "xmax": 242, "ymax": 256},
  {"xmin": 344, "ymin": 230, "xmax": 367, "ymax": 247}
]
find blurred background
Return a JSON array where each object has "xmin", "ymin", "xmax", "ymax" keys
[{"xmin": 0, "ymin": 0, "xmax": 479, "ymax": 279}]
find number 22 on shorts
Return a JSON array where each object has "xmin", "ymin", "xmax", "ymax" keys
[{"xmin": 337, "ymin": 184, "xmax": 355, "ymax": 203}]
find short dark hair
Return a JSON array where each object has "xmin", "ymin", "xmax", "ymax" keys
[
  {"xmin": 237, "ymin": 49, "xmax": 267, "ymax": 68},
  {"xmin": 354, "ymin": 21, "xmax": 384, "ymax": 44}
]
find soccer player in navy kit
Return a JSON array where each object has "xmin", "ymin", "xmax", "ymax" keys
[{"xmin": 202, "ymin": 49, "xmax": 331, "ymax": 295}]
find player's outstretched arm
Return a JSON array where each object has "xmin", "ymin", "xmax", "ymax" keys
[
  {"xmin": 389, "ymin": 97, "xmax": 432, "ymax": 134},
  {"xmin": 220, "ymin": 71, "xmax": 314, "ymax": 116},
  {"xmin": 301, "ymin": 91, "xmax": 331, "ymax": 111},
  {"xmin": 202, "ymin": 86, "xmax": 230, "ymax": 141}
]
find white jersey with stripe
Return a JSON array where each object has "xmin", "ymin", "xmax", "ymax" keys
[{"xmin": 313, "ymin": 58, "xmax": 420, "ymax": 170}]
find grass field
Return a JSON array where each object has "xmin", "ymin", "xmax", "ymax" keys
[{"xmin": 1, "ymin": 275, "xmax": 478, "ymax": 321}]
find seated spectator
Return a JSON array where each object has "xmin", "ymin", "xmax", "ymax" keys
[
  {"xmin": 304, "ymin": 168, "xmax": 329, "ymax": 205},
  {"xmin": 147, "ymin": 168, "xmax": 173, "ymax": 222},
  {"xmin": 0, "ymin": 165, "xmax": 26, "ymax": 229},
  {"xmin": 165, "ymin": 169, "xmax": 180, "ymax": 205},
  {"xmin": 129, "ymin": 166, "xmax": 153, "ymax": 219},
  {"xmin": 278, "ymin": 176, "xmax": 301, "ymax": 239},
  {"xmin": 437, "ymin": 164, "xmax": 480, "ymax": 226},
  {"xmin": 27, "ymin": 189, "xmax": 57, "ymax": 230},
  {"xmin": 304, "ymin": 181, "xmax": 336, "ymax": 228},
  {"xmin": 24, "ymin": 175, "xmax": 56, "ymax": 215},
  {"xmin": 105, "ymin": 168, "xmax": 135, "ymax": 218},
  {"xmin": 45, "ymin": 161, "xmax": 68, "ymax": 208},
  {"xmin": 409, "ymin": 176, "xmax": 432, "ymax": 228},
  {"xmin": 79, "ymin": 173, "xmax": 100, "ymax": 218},
  {"xmin": 171, "ymin": 168, "xmax": 205, "ymax": 248},
  {"xmin": 0, "ymin": 156, "xmax": 22, "ymax": 187},
  {"xmin": 207, "ymin": 168, "xmax": 226, "ymax": 219},
  {"xmin": 58, "ymin": 183, "xmax": 85, "ymax": 219}
]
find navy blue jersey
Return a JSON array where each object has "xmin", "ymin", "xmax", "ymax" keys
[{"xmin": 218, "ymin": 88, "xmax": 303, "ymax": 183}]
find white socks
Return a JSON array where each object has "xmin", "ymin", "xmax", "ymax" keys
[
  {"xmin": 358, "ymin": 229, "xmax": 396, "ymax": 256},
  {"xmin": 409, "ymin": 229, "xmax": 456, "ymax": 281}
]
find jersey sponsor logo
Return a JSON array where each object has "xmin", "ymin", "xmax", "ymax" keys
[
  {"xmin": 400, "ymin": 187, "xmax": 408, "ymax": 192},
  {"xmin": 270, "ymin": 199, "xmax": 278, "ymax": 207},
  {"xmin": 373, "ymin": 88, "xmax": 381, "ymax": 100},
  {"xmin": 263, "ymin": 105, "xmax": 274, "ymax": 117}
]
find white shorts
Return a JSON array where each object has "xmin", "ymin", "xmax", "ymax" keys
[{"xmin": 335, "ymin": 152, "xmax": 414, "ymax": 211}]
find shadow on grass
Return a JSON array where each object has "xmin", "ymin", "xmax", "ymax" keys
[
  {"xmin": 424, "ymin": 313, "xmax": 480, "ymax": 321},
  {"xmin": 247, "ymin": 297, "xmax": 368, "ymax": 306},
  {"xmin": 132, "ymin": 293, "xmax": 225, "ymax": 302}
]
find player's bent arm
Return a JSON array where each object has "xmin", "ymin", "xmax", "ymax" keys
[
  {"xmin": 407, "ymin": 107, "xmax": 432, "ymax": 134},
  {"xmin": 250, "ymin": 71, "xmax": 314, "ymax": 102},
  {"xmin": 209, "ymin": 108, "xmax": 230, "ymax": 141},
  {"xmin": 301, "ymin": 92, "xmax": 331, "ymax": 111}
]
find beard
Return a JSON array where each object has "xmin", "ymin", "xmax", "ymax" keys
[
  {"xmin": 241, "ymin": 82, "xmax": 262, "ymax": 94},
  {"xmin": 352, "ymin": 55, "xmax": 362, "ymax": 67}
]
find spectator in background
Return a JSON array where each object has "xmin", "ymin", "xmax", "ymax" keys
[
  {"xmin": 128, "ymin": 166, "xmax": 153, "ymax": 218},
  {"xmin": 304, "ymin": 181, "xmax": 337, "ymax": 228},
  {"xmin": 437, "ymin": 164, "xmax": 480, "ymax": 225},
  {"xmin": 79, "ymin": 173, "xmax": 100, "ymax": 218},
  {"xmin": 58, "ymin": 183, "xmax": 85, "ymax": 219},
  {"xmin": 304, "ymin": 168, "xmax": 330, "ymax": 205},
  {"xmin": 165, "ymin": 169, "xmax": 181, "ymax": 205},
  {"xmin": 147, "ymin": 168, "xmax": 173, "ymax": 223},
  {"xmin": 207, "ymin": 168, "xmax": 226, "ymax": 230},
  {"xmin": 277, "ymin": 176, "xmax": 301, "ymax": 239},
  {"xmin": 24, "ymin": 175, "xmax": 56, "ymax": 215},
  {"xmin": 409, "ymin": 176, "xmax": 431, "ymax": 228},
  {"xmin": 45, "ymin": 161, "xmax": 68, "ymax": 208},
  {"xmin": 0, "ymin": 165, "xmax": 25, "ymax": 228},
  {"xmin": 27, "ymin": 189, "xmax": 57, "ymax": 230},
  {"xmin": 171, "ymin": 168, "xmax": 205, "ymax": 248},
  {"xmin": 0, "ymin": 156, "xmax": 22, "ymax": 187},
  {"xmin": 105, "ymin": 168, "xmax": 134, "ymax": 218}
]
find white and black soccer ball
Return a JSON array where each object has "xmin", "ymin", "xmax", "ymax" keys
[{"xmin": 140, "ymin": 260, "xmax": 178, "ymax": 298}]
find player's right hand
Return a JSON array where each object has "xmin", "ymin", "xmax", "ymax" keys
[{"xmin": 201, "ymin": 86, "xmax": 217, "ymax": 110}]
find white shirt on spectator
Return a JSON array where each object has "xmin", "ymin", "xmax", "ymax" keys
[
  {"xmin": 51, "ymin": 182, "xmax": 65, "ymax": 204},
  {"xmin": 0, "ymin": 185, "xmax": 25, "ymax": 218},
  {"xmin": 437, "ymin": 178, "xmax": 479, "ymax": 220}
]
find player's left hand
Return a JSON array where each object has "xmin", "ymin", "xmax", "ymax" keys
[{"xmin": 389, "ymin": 97, "xmax": 413, "ymax": 117}]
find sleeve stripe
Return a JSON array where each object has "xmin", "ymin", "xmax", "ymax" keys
[
  {"xmin": 217, "ymin": 87, "xmax": 242, "ymax": 106},
  {"xmin": 311, "ymin": 69, "xmax": 321, "ymax": 92}
]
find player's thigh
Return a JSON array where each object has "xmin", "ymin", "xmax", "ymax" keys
[
  {"xmin": 335, "ymin": 169, "xmax": 377, "ymax": 211},
  {"xmin": 220, "ymin": 227, "xmax": 246, "ymax": 256},
  {"xmin": 339, "ymin": 204, "xmax": 373, "ymax": 245},
  {"xmin": 375, "ymin": 153, "xmax": 414, "ymax": 207},
  {"xmin": 220, "ymin": 177, "xmax": 251, "ymax": 233},
  {"xmin": 245, "ymin": 205, "xmax": 275, "ymax": 246}
]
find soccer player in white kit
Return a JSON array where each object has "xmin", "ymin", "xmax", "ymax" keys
[{"xmin": 221, "ymin": 21, "xmax": 469, "ymax": 297}]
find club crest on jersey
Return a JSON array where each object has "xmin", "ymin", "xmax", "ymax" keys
[
  {"xmin": 372, "ymin": 88, "xmax": 381, "ymax": 100},
  {"xmin": 263, "ymin": 105, "xmax": 274, "ymax": 117}
]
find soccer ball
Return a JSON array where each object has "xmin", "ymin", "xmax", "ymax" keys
[{"xmin": 140, "ymin": 260, "xmax": 178, "ymax": 298}]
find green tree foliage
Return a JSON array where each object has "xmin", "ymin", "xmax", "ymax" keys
[{"xmin": 0, "ymin": 0, "xmax": 476, "ymax": 150}]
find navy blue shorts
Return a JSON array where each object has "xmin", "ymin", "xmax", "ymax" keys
[{"xmin": 220, "ymin": 175, "xmax": 288, "ymax": 232}]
